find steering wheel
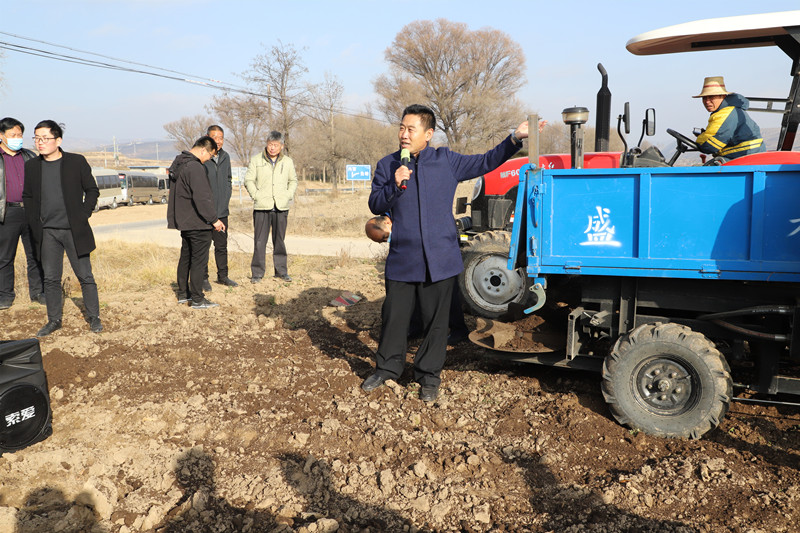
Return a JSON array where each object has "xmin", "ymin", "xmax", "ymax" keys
[
  {"xmin": 666, "ymin": 128, "xmax": 701, "ymax": 166},
  {"xmin": 667, "ymin": 128, "xmax": 700, "ymax": 151}
]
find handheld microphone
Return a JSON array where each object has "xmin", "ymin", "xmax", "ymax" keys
[{"xmin": 400, "ymin": 148, "xmax": 410, "ymax": 190}]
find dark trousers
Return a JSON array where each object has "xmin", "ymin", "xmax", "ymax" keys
[
  {"xmin": 0, "ymin": 205, "xmax": 44, "ymax": 303},
  {"xmin": 178, "ymin": 230, "xmax": 212, "ymax": 303},
  {"xmin": 41, "ymin": 228, "xmax": 99, "ymax": 321},
  {"xmin": 251, "ymin": 209, "xmax": 288, "ymax": 278},
  {"xmin": 204, "ymin": 216, "xmax": 229, "ymax": 281},
  {"xmin": 375, "ymin": 276, "xmax": 455, "ymax": 387},
  {"xmin": 410, "ymin": 281, "xmax": 468, "ymax": 336}
]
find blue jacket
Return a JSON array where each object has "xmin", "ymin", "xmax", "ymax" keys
[
  {"xmin": 370, "ymin": 135, "xmax": 520, "ymax": 282},
  {"xmin": 696, "ymin": 93, "xmax": 765, "ymax": 159}
]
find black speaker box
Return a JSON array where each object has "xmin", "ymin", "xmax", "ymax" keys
[{"xmin": 0, "ymin": 338, "xmax": 52, "ymax": 455}]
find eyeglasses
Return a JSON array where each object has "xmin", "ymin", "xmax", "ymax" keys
[{"xmin": 33, "ymin": 137, "xmax": 56, "ymax": 144}]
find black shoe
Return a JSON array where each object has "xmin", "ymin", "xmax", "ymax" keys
[
  {"xmin": 447, "ymin": 329, "xmax": 470, "ymax": 345},
  {"xmin": 420, "ymin": 384, "xmax": 439, "ymax": 403},
  {"xmin": 250, "ymin": 277, "xmax": 262, "ymax": 284},
  {"xmin": 32, "ymin": 293, "xmax": 46, "ymax": 305},
  {"xmin": 202, "ymin": 279, "xmax": 213, "ymax": 292},
  {"xmin": 0, "ymin": 300, "xmax": 11, "ymax": 310},
  {"xmin": 191, "ymin": 298, "xmax": 219, "ymax": 310},
  {"xmin": 36, "ymin": 320, "xmax": 62, "ymax": 337},
  {"xmin": 275, "ymin": 274, "xmax": 292, "ymax": 282},
  {"xmin": 89, "ymin": 316, "xmax": 103, "ymax": 333},
  {"xmin": 361, "ymin": 373, "xmax": 387, "ymax": 392},
  {"xmin": 217, "ymin": 277, "xmax": 239, "ymax": 287}
]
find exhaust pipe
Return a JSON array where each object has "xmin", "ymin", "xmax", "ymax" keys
[{"xmin": 595, "ymin": 63, "xmax": 611, "ymax": 152}]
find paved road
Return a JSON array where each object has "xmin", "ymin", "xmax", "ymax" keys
[{"xmin": 92, "ymin": 218, "xmax": 386, "ymax": 259}]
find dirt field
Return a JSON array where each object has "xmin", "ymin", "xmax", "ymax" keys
[{"xmin": 0, "ymin": 197, "xmax": 799, "ymax": 532}]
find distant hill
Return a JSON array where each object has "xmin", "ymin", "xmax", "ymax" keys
[
  {"xmin": 81, "ymin": 151, "xmax": 171, "ymax": 170},
  {"xmin": 84, "ymin": 140, "xmax": 180, "ymax": 164}
]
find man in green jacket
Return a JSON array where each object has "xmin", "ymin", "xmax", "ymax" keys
[{"xmin": 244, "ymin": 131, "xmax": 297, "ymax": 283}]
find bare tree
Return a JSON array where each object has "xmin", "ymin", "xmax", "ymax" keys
[
  {"xmin": 305, "ymin": 72, "xmax": 344, "ymax": 190},
  {"xmin": 207, "ymin": 93, "xmax": 270, "ymax": 167},
  {"xmin": 243, "ymin": 40, "xmax": 308, "ymax": 151},
  {"xmin": 292, "ymin": 110, "xmax": 396, "ymax": 188},
  {"xmin": 163, "ymin": 115, "xmax": 212, "ymax": 152},
  {"xmin": 375, "ymin": 19, "xmax": 527, "ymax": 153},
  {"xmin": 336, "ymin": 114, "xmax": 397, "ymax": 168}
]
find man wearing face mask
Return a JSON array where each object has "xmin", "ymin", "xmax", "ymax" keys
[{"xmin": 0, "ymin": 117, "xmax": 44, "ymax": 310}]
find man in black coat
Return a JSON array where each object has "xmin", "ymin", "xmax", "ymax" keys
[
  {"xmin": 167, "ymin": 136, "xmax": 225, "ymax": 309},
  {"xmin": 203, "ymin": 125, "xmax": 237, "ymax": 289},
  {"xmin": 23, "ymin": 120, "xmax": 102, "ymax": 336},
  {"xmin": 0, "ymin": 117, "xmax": 44, "ymax": 309}
]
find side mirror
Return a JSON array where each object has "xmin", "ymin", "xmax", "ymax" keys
[
  {"xmin": 623, "ymin": 102, "xmax": 631, "ymax": 135},
  {"xmin": 455, "ymin": 196, "xmax": 468, "ymax": 215},
  {"xmin": 645, "ymin": 108, "xmax": 656, "ymax": 136}
]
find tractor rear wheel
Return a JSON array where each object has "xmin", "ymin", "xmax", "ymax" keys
[
  {"xmin": 602, "ymin": 322, "xmax": 732, "ymax": 439},
  {"xmin": 458, "ymin": 230, "xmax": 532, "ymax": 318}
]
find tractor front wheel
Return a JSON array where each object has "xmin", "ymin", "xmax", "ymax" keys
[{"xmin": 458, "ymin": 230, "xmax": 532, "ymax": 319}]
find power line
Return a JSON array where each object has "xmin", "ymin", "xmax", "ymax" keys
[
  {"xmin": 0, "ymin": 30, "xmax": 253, "ymax": 92},
  {"xmin": 0, "ymin": 32, "xmax": 392, "ymax": 125}
]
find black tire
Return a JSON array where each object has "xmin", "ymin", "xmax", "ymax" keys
[
  {"xmin": 458, "ymin": 230, "xmax": 532, "ymax": 318},
  {"xmin": 601, "ymin": 322, "xmax": 732, "ymax": 439},
  {"xmin": 148, "ymin": 196, "xmax": 154, "ymax": 205},
  {"xmin": 111, "ymin": 199, "xmax": 117, "ymax": 209},
  {"xmin": 129, "ymin": 198, "xmax": 135, "ymax": 206},
  {"xmin": 160, "ymin": 195, "xmax": 168, "ymax": 204}
]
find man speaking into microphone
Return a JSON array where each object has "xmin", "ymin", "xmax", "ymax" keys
[{"xmin": 364, "ymin": 104, "xmax": 528, "ymax": 402}]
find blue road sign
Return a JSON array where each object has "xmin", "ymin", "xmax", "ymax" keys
[{"xmin": 346, "ymin": 165, "xmax": 371, "ymax": 181}]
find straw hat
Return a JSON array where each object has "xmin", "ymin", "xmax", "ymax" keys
[{"xmin": 693, "ymin": 76, "xmax": 729, "ymax": 98}]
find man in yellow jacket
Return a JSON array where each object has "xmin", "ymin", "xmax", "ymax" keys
[
  {"xmin": 244, "ymin": 131, "xmax": 297, "ymax": 283},
  {"xmin": 693, "ymin": 76, "xmax": 765, "ymax": 163}
]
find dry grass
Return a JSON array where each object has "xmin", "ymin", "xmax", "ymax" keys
[
  {"xmin": 229, "ymin": 186, "xmax": 373, "ymax": 239},
  {"xmin": 6, "ymin": 241, "xmax": 175, "ymax": 298},
  {"xmin": 228, "ymin": 178, "xmax": 477, "ymax": 239},
  {"xmin": 11, "ymin": 239, "xmax": 368, "ymax": 298}
]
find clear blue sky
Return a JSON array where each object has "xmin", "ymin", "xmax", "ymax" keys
[{"xmin": 1, "ymin": 0, "xmax": 797, "ymax": 152}]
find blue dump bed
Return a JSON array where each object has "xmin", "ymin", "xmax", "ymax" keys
[{"xmin": 510, "ymin": 163, "xmax": 800, "ymax": 282}]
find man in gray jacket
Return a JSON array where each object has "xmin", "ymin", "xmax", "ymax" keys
[
  {"xmin": 203, "ymin": 125, "xmax": 238, "ymax": 289},
  {"xmin": 244, "ymin": 131, "xmax": 297, "ymax": 283},
  {"xmin": 167, "ymin": 136, "xmax": 225, "ymax": 309}
]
